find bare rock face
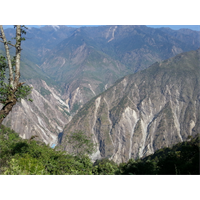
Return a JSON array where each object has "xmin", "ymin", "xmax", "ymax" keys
[
  {"xmin": 2, "ymin": 80, "xmax": 71, "ymax": 146},
  {"xmin": 59, "ymin": 49, "xmax": 200, "ymax": 164}
]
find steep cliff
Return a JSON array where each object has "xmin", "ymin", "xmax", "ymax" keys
[{"xmin": 59, "ymin": 49, "xmax": 200, "ymax": 163}]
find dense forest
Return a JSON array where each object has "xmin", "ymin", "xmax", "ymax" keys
[{"xmin": 0, "ymin": 125, "xmax": 199, "ymax": 175}]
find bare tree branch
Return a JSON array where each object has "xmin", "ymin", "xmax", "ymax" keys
[{"xmin": 0, "ymin": 40, "xmax": 16, "ymax": 48}]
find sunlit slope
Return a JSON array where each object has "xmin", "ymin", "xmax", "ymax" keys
[{"xmin": 59, "ymin": 49, "xmax": 200, "ymax": 163}]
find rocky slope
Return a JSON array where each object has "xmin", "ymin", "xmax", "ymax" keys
[
  {"xmin": 0, "ymin": 26, "xmax": 75, "ymax": 145},
  {"xmin": 2, "ymin": 79, "xmax": 71, "ymax": 146},
  {"xmin": 41, "ymin": 34, "xmax": 129, "ymax": 113},
  {"xmin": 58, "ymin": 49, "xmax": 200, "ymax": 163},
  {"xmin": 0, "ymin": 51, "xmax": 71, "ymax": 146}
]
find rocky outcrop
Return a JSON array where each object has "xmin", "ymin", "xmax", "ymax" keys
[{"xmin": 59, "ymin": 49, "xmax": 200, "ymax": 163}]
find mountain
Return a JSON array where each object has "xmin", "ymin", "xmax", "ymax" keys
[
  {"xmin": 0, "ymin": 25, "xmax": 199, "ymax": 147},
  {"xmin": 41, "ymin": 25, "xmax": 200, "ymax": 112},
  {"xmin": 41, "ymin": 29, "xmax": 129, "ymax": 112},
  {"xmin": 159, "ymin": 27, "xmax": 200, "ymax": 48},
  {"xmin": 0, "ymin": 45, "xmax": 71, "ymax": 146},
  {"xmin": 58, "ymin": 49, "xmax": 200, "ymax": 163},
  {"xmin": 0, "ymin": 26, "xmax": 76, "ymax": 144},
  {"xmin": 0, "ymin": 25, "xmax": 76, "ymax": 65},
  {"xmin": 69, "ymin": 25, "xmax": 200, "ymax": 71}
]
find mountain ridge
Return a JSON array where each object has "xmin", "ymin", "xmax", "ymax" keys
[
  {"xmin": 58, "ymin": 49, "xmax": 200, "ymax": 163},
  {"xmin": 40, "ymin": 25, "xmax": 200, "ymax": 110}
]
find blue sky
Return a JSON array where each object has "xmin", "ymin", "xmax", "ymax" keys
[{"xmin": 2, "ymin": 25, "xmax": 200, "ymax": 31}]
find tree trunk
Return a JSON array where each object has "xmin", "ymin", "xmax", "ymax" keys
[
  {"xmin": 0, "ymin": 25, "xmax": 14, "ymax": 88},
  {"xmin": 0, "ymin": 25, "xmax": 22, "ymax": 125},
  {"xmin": 14, "ymin": 25, "xmax": 21, "ymax": 88},
  {"xmin": 0, "ymin": 97, "xmax": 17, "ymax": 124}
]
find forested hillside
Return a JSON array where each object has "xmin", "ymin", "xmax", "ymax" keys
[{"xmin": 0, "ymin": 125, "xmax": 199, "ymax": 175}]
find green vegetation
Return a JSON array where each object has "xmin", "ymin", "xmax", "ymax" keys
[
  {"xmin": 64, "ymin": 130, "xmax": 97, "ymax": 157},
  {"xmin": 60, "ymin": 108, "xmax": 70, "ymax": 117},
  {"xmin": 0, "ymin": 125, "xmax": 199, "ymax": 175},
  {"xmin": 0, "ymin": 56, "xmax": 33, "ymax": 104},
  {"xmin": 0, "ymin": 125, "xmax": 94, "ymax": 175},
  {"xmin": 40, "ymin": 87, "xmax": 51, "ymax": 96},
  {"xmin": 92, "ymin": 158, "xmax": 118, "ymax": 175},
  {"xmin": 70, "ymin": 102, "xmax": 80, "ymax": 114}
]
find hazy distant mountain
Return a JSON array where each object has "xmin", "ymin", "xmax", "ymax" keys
[
  {"xmin": 41, "ymin": 28, "xmax": 129, "ymax": 111},
  {"xmin": 159, "ymin": 27, "xmax": 200, "ymax": 48},
  {"xmin": 58, "ymin": 49, "xmax": 200, "ymax": 163},
  {"xmin": 0, "ymin": 25, "xmax": 76, "ymax": 64},
  {"xmin": 93, "ymin": 25, "xmax": 199, "ymax": 71},
  {"xmin": 40, "ymin": 25, "xmax": 200, "ymax": 112}
]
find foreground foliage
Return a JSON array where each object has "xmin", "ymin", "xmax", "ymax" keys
[
  {"xmin": 117, "ymin": 135, "xmax": 200, "ymax": 175},
  {"xmin": 0, "ymin": 125, "xmax": 199, "ymax": 175},
  {"xmin": 0, "ymin": 125, "xmax": 93, "ymax": 175}
]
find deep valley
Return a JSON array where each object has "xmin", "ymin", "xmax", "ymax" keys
[{"xmin": 0, "ymin": 25, "xmax": 199, "ymax": 170}]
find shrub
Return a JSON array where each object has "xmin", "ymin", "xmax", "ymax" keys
[
  {"xmin": 93, "ymin": 158, "xmax": 118, "ymax": 175},
  {"xmin": 3, "ymin": 154, "xmax": 46, "ymax": 175},
  {"xmin": 65, "ymin": 130, "xmax": 97, "ymax": 157}
]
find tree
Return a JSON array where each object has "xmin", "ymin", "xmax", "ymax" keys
[
  {"xmin": 63, "ymin": 130, "xmax": 97, "ymax": 157},
  {"xmin": 92, "ymin": 158, "xmax": 118, "ymax": 175},
  {"xmin": 0, "ymin": 25, "xmax": 32, "ymax": 124}
]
